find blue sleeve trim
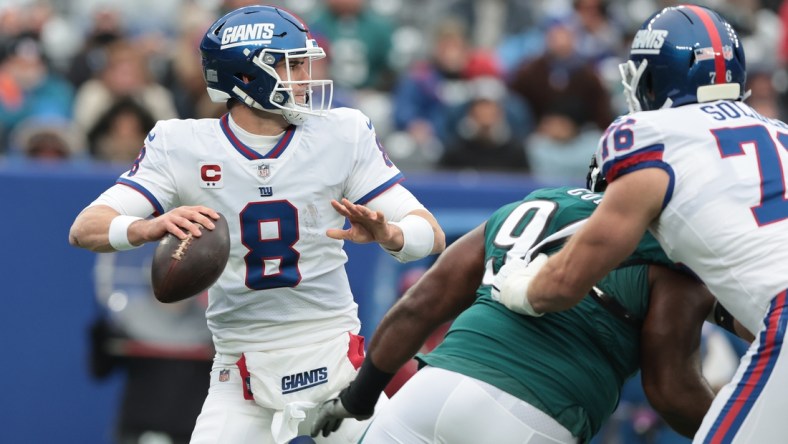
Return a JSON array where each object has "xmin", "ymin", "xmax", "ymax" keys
[
  {"xmin": 116, "ymin": 178, "xmax": 165, "ymax": 216},
  {"xmin": 354, "ymin": 173, "xmax": 405, "ymax": 205},
  {"xmin": 615, "ymin": 161, "xmax": 675, "ymax": 210}
]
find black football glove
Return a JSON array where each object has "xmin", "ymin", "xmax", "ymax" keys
[{"xmin": 310, "ymin": 387, "xmax": 374, "ymax": 438}]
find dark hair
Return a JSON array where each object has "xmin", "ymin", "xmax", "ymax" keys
[{"xmin": 87, "ymin": 98, "xmax": 156, "ymax": 156}]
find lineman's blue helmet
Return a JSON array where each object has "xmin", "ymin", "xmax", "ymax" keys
[{"xmin": 620, "ymin": 4, "xmax": 746, "ymax": 113}]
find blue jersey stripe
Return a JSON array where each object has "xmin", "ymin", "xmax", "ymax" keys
[
  {"xmin": 116, "ymin": 178, "xmax": 165, "ymax": 216},
  {"xmin": 354, "ymin": 173, "xmax": 405, "ymax": 205},
  {"xmin": 220, "ymin": 114, "xmax": 262, "ymax": 160},
  {"xmin": 220, "ymin": 114, "xmax": 298, "ymax": 160},
  {"xmin": 705, "ymin": 291, "xmax": 787, "ymax": 443},
  {"xmin": 267, "ymin": 125, "xmax": 296, "ymax": 158}
]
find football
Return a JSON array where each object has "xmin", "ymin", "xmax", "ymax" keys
[{"xmin": 151, "ymin": 213, "xmax": 230, "ymax": 303}]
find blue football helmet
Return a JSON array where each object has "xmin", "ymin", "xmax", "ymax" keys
[
  {"xmin": 200, "ymin": 6, "xmax": 333, "ymax": 125},
  {"xmin": 620, "ymin": 5, "xmax": 746, "ymax": 113}
]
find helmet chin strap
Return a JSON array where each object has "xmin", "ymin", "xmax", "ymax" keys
[
  {"xmin": 281, "ymin": 108, "xmax": 308, "ymax": 125},
  {"xmin": 230, "ymin": 86, "xmax": 309, "ymax": 125}
]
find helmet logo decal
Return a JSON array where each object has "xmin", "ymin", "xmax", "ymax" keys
[
  {"xmin": 630, "ymin": 29, "xmax": 668, "ymax": 55},
  {"xmin": 694, "ymin": 46, "xmax": 734, "ymax": 62},
  {"xmin": 722, "ymin": 45, "xmax": 734, "ymax": 61},
  {"xmin": 221, "ymin": 23, "xmax": 276, "ymax": 49}
]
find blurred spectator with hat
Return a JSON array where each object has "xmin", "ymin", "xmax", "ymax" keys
[{"xmin": 8, "ymin": 114, "xmax": 86, "ymax": 163}]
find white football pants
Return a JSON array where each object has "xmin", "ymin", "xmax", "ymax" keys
[
  {"xmin": 361, "ymin": 366, "xmax": 577, "ymax": 444},
  {"xmin": 694, "ymin": 291, "xmax": 788, "ymax": 443}
]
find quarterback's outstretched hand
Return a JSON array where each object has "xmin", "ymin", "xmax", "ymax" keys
[
  {"xmin": 310, "ymin": 387, "xmax": 373, "ymax": 438},
  {"xmin": 491, "ymin": 253, "xmax": 548, "ymax": 317},
  {"xmin": 326, "ymin": 198, "xmax": 401, "ymax": 249}
]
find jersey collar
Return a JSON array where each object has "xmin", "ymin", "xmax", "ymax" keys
[{"xmin": 219, "ymin": 113, "xmax": 297, "ymax": 160}]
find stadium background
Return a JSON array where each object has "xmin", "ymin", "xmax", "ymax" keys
[{"xmin": 0, "ymin": 0, "xmax": 769, "ymax": 442}]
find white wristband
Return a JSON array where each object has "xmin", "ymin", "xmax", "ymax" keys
[
  {"xmin": 382, "ymin": 214, "xmax": 435, "ymax": 263},
  {"xmin": 108, "ymin": 215, "xmax": 143, "ymax": 251}
]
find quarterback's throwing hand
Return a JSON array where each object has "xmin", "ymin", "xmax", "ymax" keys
[
  {"xmin": 491, "ymin": 253, "xmax": 548, "ymax": 317},
  {"xmin": 310, "ymin": 390, "xmax": 372, "ymax": 438},
  {"xmin": 326, "ymin": 198, "xmax": 392, "ymax": 245}
]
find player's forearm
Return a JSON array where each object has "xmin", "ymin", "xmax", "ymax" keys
[
  {"xmin": 367, "ymin": 301, "xmax": 441, "ymax": 373},
  {"xmin": 342, "ymin": 279, "xmax": 452, "ymax": 414},
  {"xmin": 69, "ymin": 206, "xmax": 122, "ymax": 252},
  {"xmin": 646, "ymin": 378, "xmax": 714, "ymax": 437},
  {"xmin": 529, "ymin": 199, "xmax": 648, "ymax": 313},
  {"xmin": 338, "ymin": 298, "xmax": 434, "ymax": 414},
  {"xmin": 526, "ymin": 255, "xmax": 590, "ymax": 313}
]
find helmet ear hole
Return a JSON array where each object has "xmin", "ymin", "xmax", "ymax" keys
[
  {"xmin": 234, "ymin": 73, "xmax": 255, "ymax": 85},
  {"xmin": 644, "ymin": 71, "xmax": 653, "ymax": 95}
]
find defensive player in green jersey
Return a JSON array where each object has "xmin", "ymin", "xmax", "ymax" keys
[{"xmin": 310, "ymin": 186, "xmax": 726, "ymax": 443}]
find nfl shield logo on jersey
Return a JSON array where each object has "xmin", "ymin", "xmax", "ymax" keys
[
  {"xmin": 219, "ymin": 369, "xmax": 230, "ymax": 382},
  {"xmin": 257, "ymin": 164, "xmax": 270, "ymax": 178}
]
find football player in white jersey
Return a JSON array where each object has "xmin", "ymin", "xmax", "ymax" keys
[
  {"xmin": 492, "ymin": 4, "xmax": 788, "ymax": 444},
  {"xmin": 68, "ymin": 6, "xmax": 445, "ymax": 444}
]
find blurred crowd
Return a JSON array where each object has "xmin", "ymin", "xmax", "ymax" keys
[
  {"xmin": 2, "ymin": 0, "xmax": 786, "ymax": 181},
  {"xmin": 3, "ymin": 1, "xmax": 766, "ymax": 442}
]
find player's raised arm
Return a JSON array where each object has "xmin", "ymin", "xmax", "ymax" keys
[
  {"xmin": 327, "ymin": 185, "xmax": 446, "ymax": 262},
  {"xmin": 497, "ymin": 168, "xmax": 669, "ymax": 316}
]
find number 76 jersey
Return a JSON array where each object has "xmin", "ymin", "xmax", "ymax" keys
[
  {"xmin": 117, "ymin": 108, "xmax": 403, "ymax": 354},
  {"xmin": 597, "ymin": 100, "xmax": 788, "ymax": 334}
]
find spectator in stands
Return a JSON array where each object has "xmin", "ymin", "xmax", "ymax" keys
[
  {"xmin": 388, "ymin": 19, "xmax": 473, "ymax": 165},
  {"xmin": 746, "ymin": 66, "xmax": 785, "ymax": 120},
  {"xmin": 66, "ymin": 7, "xmax": 125, "ymax": 89},
  {"xmin": 427, "ymin": 0, "xmax": 538, "ymax": 50},
  {"xmin": 162, "ymin": 4, "xmax": 224, "ymax": 119},
  {"xmin": 308, "ymin": 0, "xmax": 396, "ymax": 92},
  {"xmin": 87, "ymin": 97, "xmax": 156, "ymax": 165},
  {"xmin": 0, "ymin": 34, "xmax": 74, "ymax": 153},
  {"xmin": 8, "ymin": 114, "xmax": 85, "ymax": 163},
  {"xmin": 72, "ymin": 39, "xmax": 177, "ymax": 137},
  {"xmin": 570, "ymin": 0, "xmax": 623, "ymax": 67},
  {"xmin": 508, "ymin": 17, "xmax": 612, "ymax": 182},
  {"xmin": 508, "ymin": 17, "xmax": 613, "ymax": 133},
  {"xmin": 439, "ymin": 77, "xmax": 530, "ymax": 173},
  {"xmin": 526, "ymin": 98, "xmax": 603, "ymax": 183}
]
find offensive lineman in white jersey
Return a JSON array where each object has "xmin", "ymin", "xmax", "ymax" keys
[
  {"xmin": 68, "ymin": 6, "xmax": 445, "ymax": 444},
  {"xmin": 492, "ymin": 4, "xmax": 788, "ymax": 443}
]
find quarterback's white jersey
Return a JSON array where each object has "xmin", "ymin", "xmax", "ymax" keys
[
  {"xmin": 597, "ymin": 100, "xmax": 788, "ymax": 334},
  {"xmin": 117, "ymin": 108, "xmax": 403, "ymax": 354}
]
